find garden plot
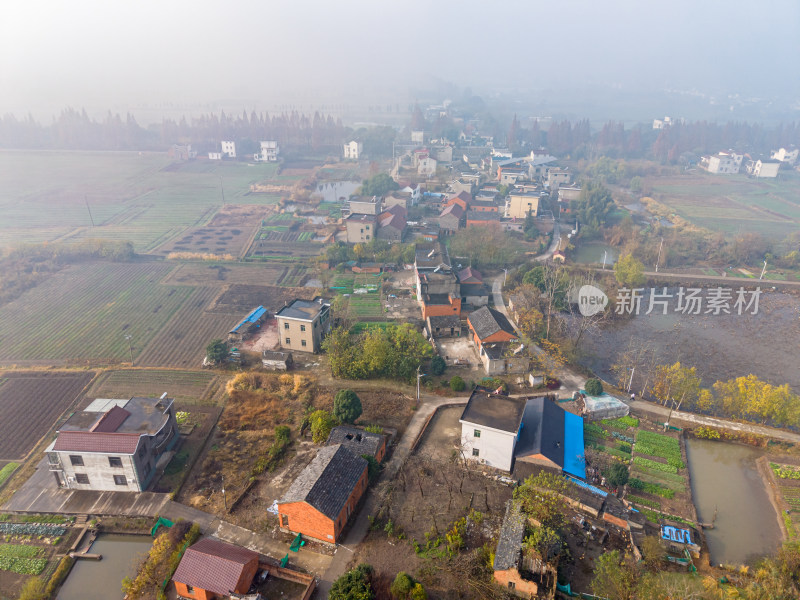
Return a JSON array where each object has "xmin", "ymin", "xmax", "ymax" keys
[
  {"xmin": 153, "ymin": 225, "xmax": 258, "ymax": 258},
  {"xmin": 83, "ymin": 369, "xmax": 220, "ymax": 405}
]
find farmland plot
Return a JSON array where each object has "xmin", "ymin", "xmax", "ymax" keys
[
  {"xmin": 136, "ymin": 286, "xmax": 242, "ymax": 368},
  {"xmin": 0, "ymin": 371, "xmax": 94, "ymax": 460},
  {"xmin": 0, "ymin": 262, "xmax": 190, "ymax": 362},
  {"xmin": 161, "ymin": 262, "xmax": 286, "ymax": 286},
  {"xmin": 207, "ymin": 285, "xmax": 320, "ymax": 314},
  {"xmin": 84, "ymin": 369, "xmax": 219, "ymax": 404}
]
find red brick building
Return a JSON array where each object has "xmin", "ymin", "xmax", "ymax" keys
[
  {"xmin": 172, "ymin": 538, "xmax": 259, "ymax": 600},
  {"xmin": 467, "ymin": 306, "xmax": 518, "ymax": 350},
  {"xmin": 277, "ymin": 444, "xmax": 368, "ymax": 544}
]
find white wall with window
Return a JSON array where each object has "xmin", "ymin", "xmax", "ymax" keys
[{"xmin": 459, "ymin": 422, "xmax": 518, "ymax": 471}]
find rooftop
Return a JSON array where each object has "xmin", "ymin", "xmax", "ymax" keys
[
  {"xmin": 230, "ymin": 306, "xmax": 267, "ymax": 333},
  {"xmin": 326, "ymin": 426, "xmax": 384, "ymax": 458},
  {"xmin": 460, "ymin": 387, "xmax": 527, "ymax": 434},
  {"xmin": 345, "ymin": 213, "xmax": 378, "ymax": 223},
  {"xmin": 61, "ymin": 396, "xmax": 173, "ymax": 435},
  {"xmin": 465, "ymin": 210, "xmax": 501, "ymax": 221},
  {"xmin": 468, "ymin": 306, "xmax": 516, "ymax": 341},
  {"xmin": 493, "ymin": 500, "xmax": 526, "ymax": 571},
  {"xmin": 280, "ymin": 444, "xmax": 367, "ymax": 520},
  {"xmin": 262, "ymin": 350, "xmax": 291, "ymax": 361},
  {"xmin": 514, "ymin": 397, "xmax": 586, "ymax": 478},
  {"xmin": 415, "ymin": 243, "xmax": 451, "ymax": 270},
  {"xmin": 457, "ymin": 266, "xmax": 482, "ymax": 283},
  {"xmin": 427, "ymin": 314, "xmax": 461, "ymax": 328},
  {"xmin": 276, "ymin": 297, "xmax": 329, "ymax": 321},
  {"xmin": 172, "ymin": 538, "xmax": 259, "ymax": 596}
]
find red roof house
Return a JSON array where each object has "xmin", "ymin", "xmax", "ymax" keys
[{"xmin": 172, "ymin": 538, "xmax": 259, "ymax": 599}]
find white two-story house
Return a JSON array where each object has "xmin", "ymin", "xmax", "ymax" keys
[{"xmin": 46, "ymin": 396, "xmax": 178, "ymax": 492}]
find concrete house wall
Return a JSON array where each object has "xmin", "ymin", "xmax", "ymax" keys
[{"xmin": 460, "ymin": 423, "xmax": 517, "ymax": 471}]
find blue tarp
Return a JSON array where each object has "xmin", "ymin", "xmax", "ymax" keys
[
  {"xmin": 566, "ymin": 475, "xmax": 607, "ymax": 498},
  {"xmin": 661, "ymin": 525, "xmax": 692, "ymax": 545},
  {"xmin": 563, "ymin": 411, "xmax": 586, "ymax": 479},
  {"xmin": 230, "ymin": 306, "xmax": 266, "ymax": 333}
]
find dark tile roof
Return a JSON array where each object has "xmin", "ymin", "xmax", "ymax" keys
[
  {"xmin": 457, "ymin": 266, "xmax": 482, "ymax": 283},
  {"xmin": 428, "ymin": 315, "xmax": 461, "ymax": 329},
  {"xmin": 424, "ymin": 293, "xmax": 455, "ymax": 306},
  {"xmin": 326, "ymin": 426, "xmax": 385, "ymax": 458},
  {"xmin": 439, "ymin": 203, "xmax": 465, "ymax": 218},
  {"xmin": 460, "ymin": 283, "xmax": 489, "ymax": 297},
  {"xmin": 276, "ymin": 298, "xmax": 328, "ymax": 320},
  {"xmin": 53, "ymin": 431, "xmax": 141, "ymax": 454},
  {"xmin": 90, "ymin": 406, "xmax": 130, "ymax": 433},
  {"xmin": 262, "ymin": 350, "xmax": 291, "ymax": 362},
  {"xmin": 280, "ymin": 444, "xmax": 367, "ymax": 520},
  {"xmin": 514, "ymin": 397, "xmax": 565, "ymax": 468},
  {"xmin": 493, "ymin": 500, "xmax": 525, "ymax": 571},
  {"xmin": 468, "ymin": 306, "xmax": 516, "ymax": 341},
  {"xmin": 172, "ymin": 538, "xmax": 258, "ymax": 596},
  {"xmin": 466, "ymin": 210, "xmax": 501, "ymax": 221},
  {"xmin": 460, "ymin": 388, "xmax": 526, "ymax": 433}
]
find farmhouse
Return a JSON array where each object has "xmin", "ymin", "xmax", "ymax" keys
[
  {"xmin": 261, "ymin": 350, "xmax": 293, "ymax": 371},
  {"xmin": 47, "ymin": 396, "xmax": 178, "ymax": 492},
  {"xmin": 446, "ymin": 191, "xmax": 471, "ymax": 211},
  {"xmin": 276, "ymin": 297, "xmax": 331, "ymax": 353},
  {"xmin": 255, "ymin": 140, "xmax": 279, "ymax": 162},
  {"xmin": 326, "ymin": 425, "xmax": 386, "ymax": 462},
  {"xmin": 343, "ymin": 140, "xmax": 363, "ymax": 160},
  {"xmin": 220, "ymin": 141, "xmax": 236, "ymax": 158},
  {"xmin": 493, "ymin": 500, "xmax": 556, "ymax": 598},
  {"xmin": 747, "ymin": 159, "xmax": 780, "ymax": 178},
  {"xmin": 468, "ymin": 306, "xmax": 518, "ymax": 351},
  {"xmin": 459, "ymin": 389, "xmax": 585, "ymax": 476},
  {"xmin": 172, "ymin": 538, "xmax": 260, "ymax": 600},
  {"xmin": 277, "ymin": 444, "xmax": 368, "ymax": 543},
  {"xmin": 228, "ymin": 305, "xmax": 268, "ymax": 343},
  {"xmin": 376, "ymin": 205, "xmax": 407, "ymax": 242},
  {"xmin": 345, "ymin": 212, "xmax": 377, "ymax": 244},
  {"xmin": 426, "ymin": 314, "xmax": 461, "ymax": 338},
  {"xmin": 414, "ymin": 243, "xmax": 462, "ymax": 319},
  {"xmin": 507, "ymin": 191, "xmax": 541, "ymax": 219},
  {"xmin": 349, "ymin": 195, "xmax": 382, "ymax": 215},
  {"xmin": 479, "ymin": 342, "xmax": 529, "ymax": 375},
  {"xmin": 437, "ymin": 203, "xmax": 465, "ymax": 234},
  {"xmin": 705, "ymin": 152, "xmax": 742, "ymax": 174}
]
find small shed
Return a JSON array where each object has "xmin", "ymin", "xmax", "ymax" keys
[
  {"xmin": 262, "ymin": 350, "xmax": 293, "ymax": 371},
  {"xmin": 579, "ymin": 392, "xmax": 630, "ymax": 421},
  {"xmin": 229, "ymin": 306, "xmax": 268, "ymax": 343}
]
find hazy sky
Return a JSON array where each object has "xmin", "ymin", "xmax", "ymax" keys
[{"xmin": 2, "ymin": 0, "xmax": 798, "ymax": 120}]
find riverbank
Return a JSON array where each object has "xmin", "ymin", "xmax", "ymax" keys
[{"xmin": 756, "ymin": 455, "xmax": 791, "ymax": 544}]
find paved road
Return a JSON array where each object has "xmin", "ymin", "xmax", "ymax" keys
[
  {"xmin": 589, "ymin": 267, "xmax": 800, "ymax": 288},
  {"xmin": 313, "ymin": 396, "xmax": 468, "ymax": 597},
  {"xmin": 536, "ymin": 218, "xmax": 561, "ymax": 262}
]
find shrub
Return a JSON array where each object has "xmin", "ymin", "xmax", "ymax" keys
[
  {"xmin": 391, "ymin": 572, "xmax": 415, "ymax": 599},
  {"xmin": 45, "ymin": 556, "xmax": 74, "ymax": 596},
  {"xmin": 310, "ymin": 410, "xmax": 338, "ymax": 444},
  {"xmin": 330, "ymin": 564, "xmax": 375, "ymax": 600},
  {"xmin": 430, "ymin": 356, "xmax": 446, "ymax": 376},
  {"xmin": 334, "ymin": 389, "xmax": 363, "ymax": 424},
  {"xmin": 695, "ymin": 426, "xmax": 721, "ymax": 440},
  {"xmin": 449, "ymin": 376, "xmax": 466, "ymax": 392},
  {"xmin": 584, "ymin": 378, "xmax": 603, "ymax": 396},
  {"xmin": 364, "ymin": 424, "xmax": 383, "ymax": 434},
  {"xmin": 606, "ymin": 462, "xmax": 629, "ymax": 487}
]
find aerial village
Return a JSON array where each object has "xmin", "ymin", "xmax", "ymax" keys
[{"xmin": 1, "ymin": 98, "xmax": 800, "ymax": 600}]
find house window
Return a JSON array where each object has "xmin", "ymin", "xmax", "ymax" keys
[
  {"xmin": 109, "ymin": 457, "xmax": 123, "ymax": 468},
  {"xmin": 282, "ymin": 515, "xmax": 289, "ymax": 528},
  {"xmin": 300, "ymin": 325, "xmax": 306, "ymax": 332},
  {"xmin": 285, "ymin": 337, "xmax": 291, "ymax": 345},
  {"xmin": 284, "ymin": 322, "xmax": 290, "ymax": 330},
  {"xmin": 75, "ymin": 473, "xmax": 89, "ymax": 485},
  {"xmin": 472, "ymin": 448, "xmax": 480, "ymax": 457},
  {"xmin": 113, "ymin": 475, "xmax": 127, "ymax": 486},
  {"xmin": 474, "ymin": 430, "xmax": 481, "ymax": 438},
  {"xmin": 69, "ymin": 455, "xmax": 84, "ymax": 466},
  {"xmin": 301, "ymin": 340, "xmax": 307, "ymax": 347},
  {"xmin": 186, "ymin": 585, "xmax": 195, "ymax": 594},
  {"xmin": 508, "ymin": 581, "xmax": 516, "ymax": 590}
]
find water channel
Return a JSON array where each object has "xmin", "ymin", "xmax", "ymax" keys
[
  {"xmin": 57, "ymin": 534, "xmax": 151, "ymax": 600},
  {"xmin": 686, "ymin": 438, "xmax": 782, "ymax": 565}
]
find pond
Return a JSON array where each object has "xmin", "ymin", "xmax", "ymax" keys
[
  {"xmin": 313, "ymin": 180, "xmax": 359, "ymax": 203},
  {"xmin": 57, "ymin": 534, "xmax": 152, "ymax": 600},
  {"xmin": 686, "ymin": 438, "xmax": 782, "ymax": 565},
  {"xmin": 572, "ymin": 243, "xmax": 617, "ymax": 266}
]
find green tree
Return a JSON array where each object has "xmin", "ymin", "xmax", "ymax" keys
[
  {"xmin": 361, "ymin": 454, "xmax": 381, "ymax": 480},
  {"xmin": 640, "ymin": 535, "xmax": 665, "ymax": 571},
  {"xmin": 523, "ymin": 526, "xmax": 562, "ymax": 562},
  {"xmin": 390, "ymin": 571, "xmax": 415, "ymax": 599},
  {"xmin": 359, "ymin": 173, "xmax": 399, "ymax": 197},
  {"xmin": 591, "ymin": 550, "xmax": 637, "ymax": 600},
  {"xmin": 409, "ymin": 583, "xmax": 427, "ymax": 600},
  {"xmin": 330, "ymin": 564, "xmax": 375, "ymax": 600},
  {"xmin": 606, "ymin": 462, "xmax": 629, "ymax": 488},
  {"xmin": 430, "ymin": 355, "xmax": 446, "ymax": 376},
  {"xmin": 514, "ymin": 471, "xmax": 569, "ymax": 529},
  {"xmin": 449, "ymin": 376, "xmax": 466, "ymax": 392},
  {"xmin": 584, "ymin": 378, "xmax": 603, "ymax": 396},
  {"xmin": 334, "ymin": 389, "xmax": 363, "ymax": 424},
  {"xmin": 205, "ymin": 339, "xmax": 228, "ymax": 363},
  {"xmin": 614, "ymin": 253, "xmax": 645, "ymax": 287},
  {"xmin": 310, "ymin": 410, "xmax": 338, "ymax": 444},
  {"xmin": 577, "ymin": 182, "xmax": 615, "ymax": 233}
]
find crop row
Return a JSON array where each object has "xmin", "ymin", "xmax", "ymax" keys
[
  {"xmin": 586, "ymin": 441, "xmax": 630, "ymax": 463},
  {"xmin": 628, "ymin": 478, "xmax": 676, "ymax": 499},
  {"xmin": 584, "ymin": 423, "xmax": 608, "ymax": 439},
  {"xmin": 632, "ymin": 466, "xmax": 686, "ymax": 490},
  {"xmin": 0, "ymin": 556, "xmax": 47, "ymax": 575},
  {"xmin": 601, "ymin": 416, "xmax": 639, "ymax": 429},
  {"xmin": 612, "ymin": 431, "xmax": 634, "ymax": 444},
  {"xmin": 780, "ymin": 486, "xmax": 800, "ymax": 498},
  {"xmin": 0, "ymin": 523, "xmax": 66, "ymax": 536},
  {"xmin": 634, "ymin": 443, "xmax": 685, "ymax": 469},
  {"xmin": 636, "ymin": 430, "xmax": 681, "ymax": 452},
  {"xmin": 633, "ymin": 456, "xmax": 678, "ymax": 474},
  {"xmin": 771, "ymin": 463, "xmax": 800, "ymax": 480},
  {"xmin": 627, "ymin": 494, "xmax": 661, "ymax": 509},
  {"xmin": 0, "ymin": 544, "xmax": 44, "ymax": 559}
]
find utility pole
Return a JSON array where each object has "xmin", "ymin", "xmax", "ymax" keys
[
  {"xmin": 416, "ymin": 365, "xmax": 421, "ymax": 406},
  {"xmin": 85, "ymin": 195, "xmax": 95, "ymax": 227},
  {"xmin": 627, "ymin": 367, "xmax": 635, "ymax": 392},
  {"xmin": 124, "ymin": 335, "xmax": 134, "ymax": 366},
  {"xmin": 219, "ymin": 176, "xmax": 225, "ymax": 203},
  {"xmin": 221, "ymin": 474, "xmax": 227, "ymax": 511},
  {"xmin": 655, "ymin": 237, "xmax": 664, "ymax": 272},
  {"xmin": 502, "ymin": 268, "xmax": 508, "ymax": 287},
  {"xmin": 759, "ymin": 259, "xmax": 768, "ymax": 280},
  {"xmin": 602, "ymin": 250, "xmax": 607, "ymax": 270}
]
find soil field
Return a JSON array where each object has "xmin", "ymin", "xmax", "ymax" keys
[
  {"xmin": 152, "ymin": 225, "xmax": 258, "ymax": 258},
  {"xmin": 0, "ymin": 262, "xmax": 191, "ymax": 363},
  {"xmin": 248, "ymin": 240, "xmax": 325, "ymax": 260},
  {"xmin": 83, "ymin": 369, "xmax": 222, "ymax": 405},
  {"xmin": 206, "ymin": 204, "xmax": 270, "ymax": 227},
  {"xmin": 160, "ymin": 262, "xmax": 286, "ymax": 287},
  {"xmin": 207, "ymin": 285, "xmax": 320, "ymax": 314},
  {"xmin": 135, "ymin": 286, "xmax": 242, "ymax": 368},
  {"xmin": 649, "ymin": 170, "xmax": 800, "ymax": 239},
  {"xmin": 0, "ymin": 371, "xmax": 95, "ymax": 461},
  {"xmin": 0, "ymin": 150, "xmax": 284, "ymax": 251}
]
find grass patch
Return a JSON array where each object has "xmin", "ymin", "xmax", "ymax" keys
[
  {"xmin": 631, "ymin": 467, "xmax": 686, "ymax": 492},
  {"xmin": 0, "ymin": 463, "xmax": 19, "ymax": 488}
]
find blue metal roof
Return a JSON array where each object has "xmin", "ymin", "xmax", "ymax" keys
[
  {"xmin": 563, "ymin": 411, "xmax": 586, "ymax": 479},
  {"xmin": 230, "ymin": 306, "xmax": 266, "ymax": 333}
]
